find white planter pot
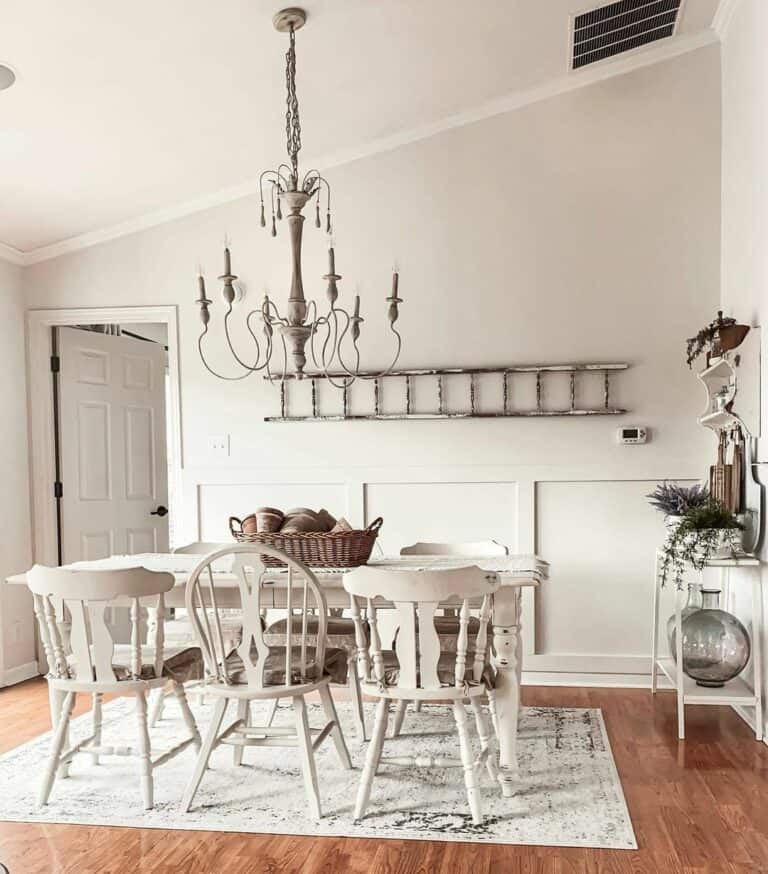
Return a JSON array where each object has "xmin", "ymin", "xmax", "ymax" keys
[
  {"xmin": 696, "ymin": 528, "xmax": 740, "ymax": 559},
  {"xmin": 665, "ymin": 515, "xmax": 684, "ymax": 533}
]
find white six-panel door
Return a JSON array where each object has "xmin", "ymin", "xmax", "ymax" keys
[{"xmin": 58, "ymin": 327, "xmax": 169, "ymax": 562}]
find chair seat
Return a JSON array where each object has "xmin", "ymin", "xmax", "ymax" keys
[
  {"xmin": 264, "ymin": 615, "xmax": 367, "ymax": 653},
  {"xmin": 225, "ymin": 645, "xmax": 348, "ymax": 686},
  {"xmin": 392, "ymin": 616, "xmax": 491, "ymax": 655},
  {"xmin": 66, "ymin": 645, "xmax": 204, "ymax": 683},
  {"xmin": 374, "ymin": 649, "xmax": 495, "ymax": 690},
  {"xmin": 164, "ymin": 610, "xmax": 244, "ymax": 647}
]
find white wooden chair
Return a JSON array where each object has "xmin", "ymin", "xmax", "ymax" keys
[
  {"xmin": 181, "ymin": 544, "xmax": 352, "ymax": 820},
  {"xmin": 400, "ymin": 540, "xmax": 509, "ymax": 557},
  {"xmin": 396, "ymin": 540, "xmax": 508, "ymax": 723},
  {"xmin": 27, "ymin": 564, "xmax": 202, "ymax": 810},
  {"xmin": 344, "ymin": 564, "xmax": 500, "ymax": 825},
  {"xmin": 149, "ymin": 541, "xmax": 232, "ymax": 724}
]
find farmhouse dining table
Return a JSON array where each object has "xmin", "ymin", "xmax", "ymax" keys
[{"xmin": 7, "ymin": 551, "xmax": 547, "ymax": 796}]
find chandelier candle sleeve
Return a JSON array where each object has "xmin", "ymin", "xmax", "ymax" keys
[{"xmin": 194, "ymin": 7, "xmax": 404, "ymax": 386}]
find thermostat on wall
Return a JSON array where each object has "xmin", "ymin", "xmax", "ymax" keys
[{"xmin": 618, "ymin": 426, "xmax": 648, "ymax": 444}]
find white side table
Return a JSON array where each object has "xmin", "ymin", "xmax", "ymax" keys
[{"xmin": 650, "ymin": 550, "xmax": 764, "ymax": 740}]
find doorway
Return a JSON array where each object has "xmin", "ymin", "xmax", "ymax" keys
[
  {"xmin": 52, "ymin": 323, "xmax": 172, "ymax": 564},
  {"xmin": 27, "ymin": 306, "xmax": 182, "ymax": 568}
]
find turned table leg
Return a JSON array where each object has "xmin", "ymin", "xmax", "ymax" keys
[{"xmin": 491, "ymin": 586, "xmax": 522, "ymax": 797}]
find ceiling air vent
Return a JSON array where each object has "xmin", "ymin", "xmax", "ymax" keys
[{"xmin": 571, "ymin": 0, "xmax": 682, "ymax": 70}]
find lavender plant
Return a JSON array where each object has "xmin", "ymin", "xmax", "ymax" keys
[{"xmin": 647, "ymin": 482, "xmax": 710, "ymax": 517}]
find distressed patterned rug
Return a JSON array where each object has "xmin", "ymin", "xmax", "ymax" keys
[{"xmin": 0, "ymin": 698, "xmax": 636, "ymax": 849}]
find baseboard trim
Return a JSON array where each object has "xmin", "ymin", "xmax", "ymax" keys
[
  {"xmin": 521, "ymin": 670, "xmax": 672, "ymax": 689},
  {"xmin": 0, "ymin": 660, "xmax": 40, "ymax": 688}
]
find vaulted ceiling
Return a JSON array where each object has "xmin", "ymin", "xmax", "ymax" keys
[{"xmin": 0, "ymin": 0, "xmax": 724, "ymax": 261}]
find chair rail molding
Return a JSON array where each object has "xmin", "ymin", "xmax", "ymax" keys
[{"xmin": 26, "ymin": 306, "xmax": 183, "ymax": 567}]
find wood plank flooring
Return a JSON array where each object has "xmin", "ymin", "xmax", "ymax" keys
[{"xmin": 1, "ymin": 679, "xmax": 767, "ymax": 873}]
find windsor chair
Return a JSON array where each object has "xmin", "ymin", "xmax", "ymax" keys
[
  {"xmin": 27, "ymin": 564, "xmax": 202, "ymax": 810},
  {"xmin": 148, "ymin": 541, "xmax": 233, "ymax": 724},
  {"xmin": 393, "ymin": 540, "xmax": 508, "ymax": 727},
  {"xmin": 344, "ymin": 564, "xmax": 500, "ymax": 825},
  {"xmin": 180, "ymin": 544, "xmax": 352, "ymax": 819}
]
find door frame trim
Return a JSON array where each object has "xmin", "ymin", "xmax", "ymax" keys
[{"xmin": 27, "ymin": 306, "xmax": 183, "ymax": 566}]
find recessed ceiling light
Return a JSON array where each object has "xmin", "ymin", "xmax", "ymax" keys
[{"xmin": 0, "ymin": 64, "xmax": 17, "ymax": 91}]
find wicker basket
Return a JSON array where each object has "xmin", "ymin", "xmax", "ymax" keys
[{"xmin": 228, "ymin": 516, "xmax": 383, "ymax": 568}]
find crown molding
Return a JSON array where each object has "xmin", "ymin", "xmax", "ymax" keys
[
  {"xmin": 712, "ymin": 0, "xmax": 742, "ymax": 39},
  {"xmin": 9, "ymin": 28, "xmax": 719, "ymax": 268},
  {"xmin": 0, "ymin": 240, "xmax": 26, "ymax": 266}
]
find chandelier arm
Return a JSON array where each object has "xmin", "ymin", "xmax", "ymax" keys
[
  {"xmin": 319, "ymin": 308, "xmax": 358, "ymax": 389},
  {"xmin": 302, "ymin": 171, "xmax": 332, "ymax": 231},
  {"xmin": 277, "ymin": 164, "xmax": 293, "ymax": 189},
  {"xmin": 259, "ymin": 170, "xmax": 286, "ymax": 201},
  {"xmin": 309, "ymin": 311, "xmax": 331, "ymax": 369},
  {"xmin": 335, "ymin": 314, "xmax": 403, "ymax": 381},
  {"xmin": 301, "ymin": 169, "xmax": 328, "ymax": 197},
  {"xmin": 320, "ymin": 306, "xmax": 342, "ymax": 372},
  {"xmin": 222, "ymin": 306, "xmax": 272, "ymax": 373},
  {"xmin": 197, "ymin": 329, "xmax": 256, "ymax": 381},
  {"xmin": 265, "ymin": 334, "xmax": 289, "ymax": 384},
  {"xmin": 263, "ymin": 298, "xmax": 290, "ymax": 327},
  {"xmin": 334, "ymin": 308, "xmax": 362, "ymax": 378}
]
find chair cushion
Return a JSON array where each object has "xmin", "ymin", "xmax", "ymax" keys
[
  {"xmin": 264, "ymin": 615, "xmax": 367, "ymax": 653},
  {"xmin": 164, "ymin": 609, "xmax": 245, "ymax": 648},
  {"xmin": 225, "ymin": 645, "xmax": 348, "ymax": 686},
  {"xmin": 392, "ymin": 616, "xmax": 491, "ymax": 655},
  {"xmin": 164, "ymin": 608, "xmax": 244, "ymax": 647},
  {"xmin": 66, "ymin": 645, "xmax": 204, "ymax": 684},
  {"xmin": 375, "ymin": 649, "xmax": 495, "ymax": 690}
]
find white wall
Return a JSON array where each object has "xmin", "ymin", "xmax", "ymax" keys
[
  {"xmin": 0, "ymin": 257, "xmax": 35, "ymax": 686},
  {"xmin": 721, "ymin": 0, "xmax": 768, "ymax": 735},
  {"xmin": 21, "ymin": 46, "xmax": 721, "ymax": 685}
]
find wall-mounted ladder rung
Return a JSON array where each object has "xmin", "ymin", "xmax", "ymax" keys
[{"xmin": 264, "ymin": 362, "xmax": 629, "ymax": 422}]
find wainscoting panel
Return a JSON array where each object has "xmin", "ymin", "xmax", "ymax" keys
[
  {"xmin": 534, "ymin": 480, "xmax": 667, "ymax": 659},
  {"xmin": 364, "ymin": 481, "xmax": 519, "ymax": 555},
  {"xmin": 182, "ymin": 465, "xmax": 704, "ymax": 686}
]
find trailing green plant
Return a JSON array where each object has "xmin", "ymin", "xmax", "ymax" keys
[
  {"xmin": 646, "ymin": 482, "xmax": 709, "ymax": 516},
  {"xmin": 685, "ymin": 311, "xmax": 736, "ymax": 368},
  {"xmin": 659, "ymin": 500, "xmax": 743, "ymax": 589}
]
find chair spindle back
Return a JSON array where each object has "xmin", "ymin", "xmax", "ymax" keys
[
  {"xmin": 343, "ymin": 566, "xmax": 499, "ymax": 691},
  {"xmin": 27, "ymin": 565, "xmax": 175, "ymax": 684},
  {"xmin": 185, "ymin": 545, "xmax": 328, "ymax": 689}
]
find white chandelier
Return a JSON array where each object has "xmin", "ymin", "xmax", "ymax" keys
[{"xmin": 195, "ymin": 7, "xmax": 404, "ymax": 388}]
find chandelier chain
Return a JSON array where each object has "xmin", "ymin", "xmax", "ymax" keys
[{"xmin": 285, "ymin": 26, "xmax": 301, "ymax": 182}]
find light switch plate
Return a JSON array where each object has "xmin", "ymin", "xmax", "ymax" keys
[{"xmin": 210, "ymin": 434, "xmax": 230, "ymax": 457}]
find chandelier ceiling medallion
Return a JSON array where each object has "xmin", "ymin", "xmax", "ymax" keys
[{"xmin": 196, "ymin": 7, "xmax": 403, "ymax": 388}]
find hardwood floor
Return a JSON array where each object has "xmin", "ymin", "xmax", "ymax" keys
[{"xmin": 1, "ymin": 679, "xmax": 767, "ymax": 873}]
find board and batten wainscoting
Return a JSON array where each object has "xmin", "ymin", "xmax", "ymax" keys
[{"xmin": 175, "ymin": 464, "xmax": 699, "ymax": 689}]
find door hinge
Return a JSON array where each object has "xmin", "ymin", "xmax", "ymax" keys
[
  {"xmin": 53, "ymin": 481, "xmax": 63, "ymax": 499},
  {"xmin": 50, "ymin": 355, "xmax": 60, "ymax": 373}
]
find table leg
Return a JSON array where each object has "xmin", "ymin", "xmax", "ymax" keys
[{"xmin": 492, "ymin": 587, "xmax": 522, "ymax": 797}]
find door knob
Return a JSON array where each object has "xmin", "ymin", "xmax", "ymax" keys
[{"xmin": 150, "ymin": 505, "xmax": 169, "ymax": 517}]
